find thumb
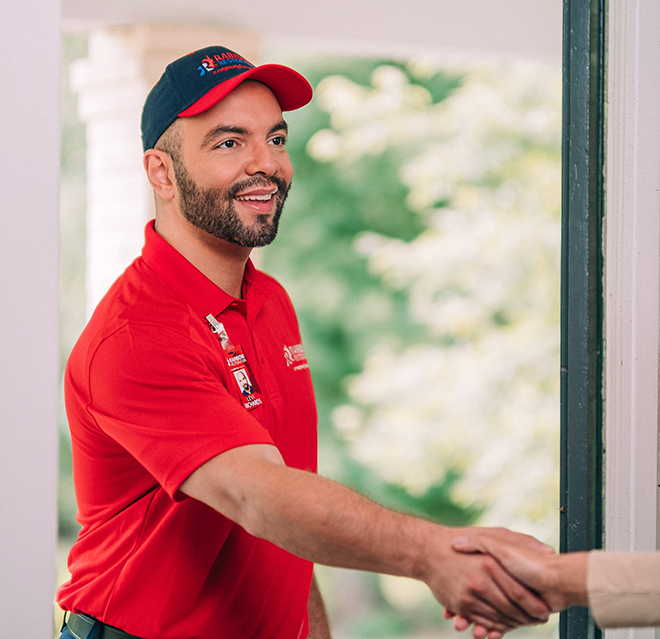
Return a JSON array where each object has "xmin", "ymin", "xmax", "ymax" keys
[{"xmin": 452, "ymin": 535, "xmax": 490, "ymax": 554}]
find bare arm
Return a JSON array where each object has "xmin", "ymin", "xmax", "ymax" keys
[
  {"xmin": 307, "ymin": 573, "xmax": 332, "ymax": 639},
  {"xmin": 180, "ymin": 444, "xmax": 550, "ymax": 633}
]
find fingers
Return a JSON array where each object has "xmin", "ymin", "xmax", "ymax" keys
[
  {"xmin": 484, "ymin": 555, "xmax": 550, "ymax": 622},
  {"xmin": 481, "ymin": 527, "xmax": 555, "ymax": 554},
  {"xmin": 452, "ymin": 535, "xmax": 488, "ymax": 554},
  {"xmin": 472, "ymin": 624, "xmax": 492, "ymax": 639},
  {"xmin": 452, "ymin": 533, "xmax": 557, "ymax": 605},
  {"xmin": 441, "ymin": 541, "xmax": 545, "ymax": 639},
  {"xmin": 445, "ymin": 611, "xmax": 505, "ymax": 639},
  {"xmin": 448, "ymin": 554, "xmax": 548, "ymax": 630},
  {"xmin": 443, "ymin": 588, "xmax": 517, "ymax": 632}
]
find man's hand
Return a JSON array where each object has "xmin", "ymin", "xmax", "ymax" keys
[
  {"xmin": 440, "ymin": 530, "xmax": 555, "ymax": 639},
  {"xmin": 424, "ymin": 527, "xmax": 551, "ymax": 636},
  {"xmin": 445, "ymin": 534, "xmax": 588, "ymax": 638},
  {"xmin": 452, "ymin": 535, "xmax": 588, "ymax": 611}
]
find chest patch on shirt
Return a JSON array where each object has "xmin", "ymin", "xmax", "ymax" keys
[
  {"xmin": 206, "ymin": 314, "xmax": 264, "ymax": 411},
  {"xmin": 283, "ymin": 343, "xmax": 309, "ymax": 371}
]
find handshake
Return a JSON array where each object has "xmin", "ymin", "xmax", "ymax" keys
[{"xmin": 429, "ymin": 527, "xmax": 589, "ymax": 639}]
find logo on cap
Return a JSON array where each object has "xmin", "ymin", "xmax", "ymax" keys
[{"xmin": 198, "ymin": 52, "xmax": 253, "ymax": 77}]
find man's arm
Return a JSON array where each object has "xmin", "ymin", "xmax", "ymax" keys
[
  {"xmin": 180, "ymin": 443, "xmax": 550, "ymax": 633},
  {"xmin": 308, "ymin": 573, "xmax": 331, "ymax": 639}
]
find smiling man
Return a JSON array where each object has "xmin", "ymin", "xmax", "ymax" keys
[{"xmin": 57, "ymin": 46, "xmax": 551, "ymax": 639}]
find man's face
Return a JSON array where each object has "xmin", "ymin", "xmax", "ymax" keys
[
  {"xmin": 237, "ymin": 372, "xmax": 250, "ymax": 390},
  {"xmin": 172, "ymin": 81, "xmax": 294, "ymax": 248}
]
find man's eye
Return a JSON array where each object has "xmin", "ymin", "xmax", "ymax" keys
[
  {"xmin": 217, "ymin": 140, "xmax": 236, "ymax": 149},
  {"xmin": 270, "ymin": 136, "xmax": 287, "ymax": 146}
]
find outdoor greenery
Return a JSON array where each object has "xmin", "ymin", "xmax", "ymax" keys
[
  {"xmin": 59, "ymin": 35, "xmax": 561, "ymax": 638},
  {"xmin": 59, "ymin": 33, "xmax": 88, "ymax": 539},
  {"xmin": 263, "ymin": 52, "xmax": 561, "ymax": 635}
]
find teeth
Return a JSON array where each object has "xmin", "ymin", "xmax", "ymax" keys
[{"xmin": 236, "ymin": 193, "xmax": 274, "ymax": 202}]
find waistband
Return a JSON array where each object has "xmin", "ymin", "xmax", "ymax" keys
[{"xmin": 64, "ymin": 612, "xmax": 144, "ymax": 639}]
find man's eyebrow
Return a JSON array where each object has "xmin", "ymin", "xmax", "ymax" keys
[
  {"xmin": 201, "ymin": 125, "xmax": 248, "ymax": 149},
  {"xmin": 201, "ymin": 120, "xmax": 289, "ymax": 149},
  {"xmin": 269, "ymin": 120, "xmax": 289, "ymax": 136}
]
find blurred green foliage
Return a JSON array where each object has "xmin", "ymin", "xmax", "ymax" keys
[
  {"xmin": 262, "ymin": 55, "xmax": 480, "ymax": 528},
  {"xmin": 59, "ymin": 32, "xmax": 88, "ymax": 538}
]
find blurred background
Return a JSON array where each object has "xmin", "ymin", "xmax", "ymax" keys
[{"xmin": 58, "ymin": 30, "xmax": 561, "ymax": 639}]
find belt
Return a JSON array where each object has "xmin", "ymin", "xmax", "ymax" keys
[{"xmin": 65, "ymin": 612, "xmax": 144, "ymax": 639}]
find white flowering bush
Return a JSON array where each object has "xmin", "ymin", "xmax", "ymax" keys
[{"xmin": 310, "ymin": 60, "xmax": 562, "ymax": 552}]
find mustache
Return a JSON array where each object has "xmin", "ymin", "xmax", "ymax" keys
[{"xmin": 226, "ymin": 175, "xmax": 290, "ymax": 199}]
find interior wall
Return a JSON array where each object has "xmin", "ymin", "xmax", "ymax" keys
[
  {"xmin": 0, "ymin": 0, "xmax": 61, "ymax": 635},
  {"xmin": 604, "ymin": 1, "xmax": 660, "ymax": 636}
]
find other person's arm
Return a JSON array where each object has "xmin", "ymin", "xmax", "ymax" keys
[{"xmin": 453, "ymin": 536, "xmax": 660, "ymax": 631}]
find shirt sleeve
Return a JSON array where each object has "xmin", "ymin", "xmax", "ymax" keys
[
  {"xmin": 587, "ymin": 550, "xmax": 660, "ymax": 628},
  {"xmin": 87, "ymin": 322, "xmax": 275, "ymax": 498}
]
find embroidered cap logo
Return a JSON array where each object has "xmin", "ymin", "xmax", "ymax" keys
[{"xmin": 197, "ymin": 52, "xmax": 253, "ymax": 77}]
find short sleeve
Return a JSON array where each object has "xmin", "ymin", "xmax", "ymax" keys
[{"xmin": 88, "ymin": 322, "xmax": 275, "ymax": 498}]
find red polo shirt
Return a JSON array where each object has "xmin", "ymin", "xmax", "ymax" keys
[{"xmin": 57, "ymin": 222, "xmax": 318, "ymax": 639}]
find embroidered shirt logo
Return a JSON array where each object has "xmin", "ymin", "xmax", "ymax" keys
[{"xmin": 283, "ymin": 343, "xmax": 309, "ymax": 371}]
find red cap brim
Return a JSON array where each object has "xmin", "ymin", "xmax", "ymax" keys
[{"xmin": 178, "ymin": 64, "xmax": 312, "ymax": 117}]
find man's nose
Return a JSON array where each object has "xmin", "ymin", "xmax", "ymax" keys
[{"xmin": 245, "ymin": 143, "xmax": 279, "ymax": 177}]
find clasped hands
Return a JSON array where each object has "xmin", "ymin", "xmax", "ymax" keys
[{"xmin": 436, "ymin": 528, "xmax": 587, "ymax": 639}]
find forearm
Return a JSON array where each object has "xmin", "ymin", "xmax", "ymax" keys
[
  {"xmin": 181, "ymin": 444, "xmax": 549, "ymax": 630},
  {"xmin": 307, "ymin": 573, "xmax": 332, "ymax": 639},
  {"xmin": 184, "ymin": 446, "xmax": 433, "ymax": 579}
]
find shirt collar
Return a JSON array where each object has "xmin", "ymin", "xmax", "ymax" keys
[{"xmin": 140, "ymin": 220, "xmax": 263, "ymax": 319}]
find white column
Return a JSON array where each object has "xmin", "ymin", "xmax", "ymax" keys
[
  {"xmin": 71, "ymin": 25, "xmax": 260, "ymax": 313},
  {"xmin": 604, "ymin": 1, "xmax": 660, "ymax": 637},
  {"xmin": 0, "ymin": 0, "xmax": 60, "ymax": 636}
]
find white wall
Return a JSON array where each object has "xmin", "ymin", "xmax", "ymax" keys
[
  {"xmin": 0, "ymin": 0, "xmax": 61, "ymax": 635},
  {"xmin": 604, "ymin": 0, "xmax": 660, "ymax": 637}
]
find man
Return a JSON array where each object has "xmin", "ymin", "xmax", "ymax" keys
[{"xmin": 57, "ymin": 45, "xmax": 551, "ymax": 639}]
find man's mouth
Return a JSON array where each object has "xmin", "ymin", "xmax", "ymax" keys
[{"xmin": 234, "ymin": 188, "xmax": 278, "ymax": 203}]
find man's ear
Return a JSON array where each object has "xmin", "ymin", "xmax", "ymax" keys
[{"xmin": 144, "ymin": 149, "xmax": 176, "ymax": 201}]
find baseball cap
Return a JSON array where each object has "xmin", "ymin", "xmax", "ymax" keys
[{"xmin": 141, "ymin": 45, "xmax": 313, "ymax": 151}]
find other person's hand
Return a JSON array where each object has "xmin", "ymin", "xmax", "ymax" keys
[
  {"xmin": 445, "ymin": 534, "xmax": 588, "ymax": 638},
  {"xmin": 422, "ymin": 527, "xmax": 552, "ymax": 635}
]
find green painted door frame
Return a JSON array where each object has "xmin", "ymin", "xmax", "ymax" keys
[{"xmin": 560, "ymin": 0, "xmax": 605, "ymax": 637}]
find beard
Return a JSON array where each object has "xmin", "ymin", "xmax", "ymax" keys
[{"xmin": 172, "ymin": 156, "xmax": 290, "ymax": 248}]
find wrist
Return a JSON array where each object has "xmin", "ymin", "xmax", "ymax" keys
[
  {"xmin": 408, "ymin": 521, "xmax": 455, "ymax": 583},
  {"xmin": 553, "ymin": 552, "xmax": 589, "ymax": 609}
]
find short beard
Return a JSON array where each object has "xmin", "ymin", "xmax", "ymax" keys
[{"xmin": 171, "ymin": 154, "xmax": 290, "ymax": 248}]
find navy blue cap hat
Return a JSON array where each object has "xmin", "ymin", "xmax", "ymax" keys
[{"xmin": 141, "ymin": 45, "xmax": 313, "ymax": 151}]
